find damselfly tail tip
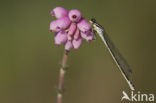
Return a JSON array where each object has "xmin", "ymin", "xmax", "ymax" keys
[{"xmin": 128, "ymin": 81, "xmax": 135, "ymax": 91}]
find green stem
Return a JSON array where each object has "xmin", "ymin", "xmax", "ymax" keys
[{"xmin": 57, "ymin": 50, "xmax": 68, "ymax": 103}]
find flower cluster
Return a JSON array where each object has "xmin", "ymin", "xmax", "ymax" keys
[{"xmin": 50, "ymin": 7, "xmax": 94, "ymax": 51}]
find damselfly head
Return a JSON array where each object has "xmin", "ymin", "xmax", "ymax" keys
[
  {"xmin": 89, "ymin": 18, "xmax": 96, "ymax": 24},
  {"xmin": 91, "ymin": 18, "xmax": 96, "ymax": 23},
  {"xmin": 90, "ymin": 18, "xmax": 104, "ymax": 32}
]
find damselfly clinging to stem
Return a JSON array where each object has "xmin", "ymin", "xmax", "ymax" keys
[{"xmin": 89, "ymin": 18, "xmax": 135, "ymax": 90}]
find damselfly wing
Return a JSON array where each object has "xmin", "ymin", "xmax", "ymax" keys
[{"xmin": 89, "ymin": 18, "xmax": 135, "ymax": 90}]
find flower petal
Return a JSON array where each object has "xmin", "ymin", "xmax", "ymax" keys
[
  {"xmin": 68, "ymin": 9, "xmax": 81, "ymax": 22},
  {"xmin": 72, "ymin": 38, "xmax": 82, "ymax": 49},
  {"xmin": 77, "ymin": 18, "xmax": 91, "ymax": 33},
  {"xmin": 65, "ymin": 40, "xmax": 73, "ymax": 51},
  {"xmin": 51, "ymin": 7, "xmax": 68, "ymax": 19}
]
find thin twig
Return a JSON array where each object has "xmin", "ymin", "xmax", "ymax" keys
[{"xmin": 57, "ymin": 50, "xmax": 69, "ymax": 103}]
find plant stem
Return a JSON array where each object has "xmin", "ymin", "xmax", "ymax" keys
[{"xmin": 57, "ymin": 50, "xmax": 69, "ymax": 103}]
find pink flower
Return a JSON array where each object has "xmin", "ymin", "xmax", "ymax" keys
[
  {"xmin": 50, "ymin": 7, "xmax": 94, "ymax": 51},
  {"xmin": 77, "ymin": 18, "xmax": 91, "ymax": 33},
  {"xmin": 74, "ymin": 27, "xmax": 80, "ymax": 40},
  {"xmin": 65, "ymin": 41, "xmax": 73, "ymax": 51},
  {"xmin": 72, "ymin": 38, "xmax": 82, "ymax": 49},
  {"xmin": 57, "ymin": 17, "xmax": 71, "ymax": 30},
  {"xmin": 81, "ymin": 31, "xmax": 94, "ymax": 42},
  {"xmin": 67, "ymin": 23, "xmax": 77, "ymax": 36},
  {"xmin": 51, "ymin": 7, "xmax": 68, "ymax": 19},
  {"xmin": 68, "ymin": 9, "xmax": 81, "ymax": 22},
  {"xmin": 50, "ymin": 17, "xmax": 71, "ymax": 32},
  {"xmin": 55, "ymin": 31, "xmax": 67, "ymax": 45}
]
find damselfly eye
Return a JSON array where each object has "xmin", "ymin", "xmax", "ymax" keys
[{"xmin": 91, "ymin": 18, "xmax": 96, "ymax": 23}]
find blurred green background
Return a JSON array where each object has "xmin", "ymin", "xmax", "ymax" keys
[{"xmin": 0, "ymin": 0, "xmax": 156, "ymax": 103}]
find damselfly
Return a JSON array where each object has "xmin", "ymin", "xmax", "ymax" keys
[{"xmin": 89, "ymin": 18, "xmax": 135, "ymax": 90}]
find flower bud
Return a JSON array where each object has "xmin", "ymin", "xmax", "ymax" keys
[
  {"xmin": 68, "ymin": 9, "xmax": 81, "ymax": 22},
  {"xmin": 65, "ymin": 40, "xmax": 73, "ymax": 51},
  {"xmin": 49, "ymin": 20, "xmax": 60, "ymax": 32},
  {"xmin": 67, "ymin": 23, "xmax": 77, "ymax": 36},
  {"xmin": 72, "ymin": 38, "xmax": 82, "ymax": 49},
  {"xmin": 54, "ymin": 31, "xmax": 67, "ymax": 45},
  {"xmin": 77, "ymin": 18, "xmax": 91, "ymax": 33},
  {"xmin": 74, "ymin": 28, "xmax": 80, "ymax": 40},
  {"xmin": 51, "ymin": 7, "xmax": 68, "ymax": 19},
  {"xmin": 56, "ymin": 17, "xmax": 71, "ymax": 31},
  {"xmin": 81, "ymin": 31, "xmax": 94, "ymax": 42}
]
